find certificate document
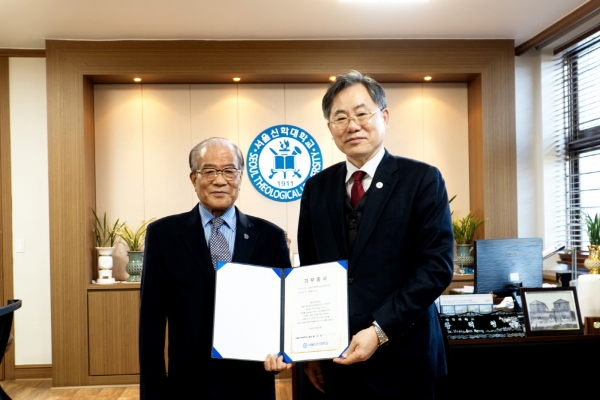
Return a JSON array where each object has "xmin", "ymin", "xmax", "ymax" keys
[{"xmin": 212, "ymin": 260, "xmax": 348, "ymax": 362}]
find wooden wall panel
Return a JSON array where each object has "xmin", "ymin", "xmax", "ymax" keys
[
  {"xmin": 84, "ymin": 78, "xmax": 97, "ymax": 285},
  {"xmin": 0, "ymin": 56, "xmax": 15, "ymax": 380},
  {"xmin": 468, "ymin": 75, "xmax": 485, "ymax": 241},
  {"xmin": 0, "ymin": 49, "xmax": 45, "ymax": 58},
  {"xmin": 46, "ymin": 39, "xmax": 517, "ymax": 387},
  {"xmin": 47, "ymin": 47, "xmax": 90, "ymax": 386}
]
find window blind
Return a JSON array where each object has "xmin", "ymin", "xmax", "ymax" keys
[{"xmin": 555, "ymin": 31, "xmax": 600, "ymax": 250}]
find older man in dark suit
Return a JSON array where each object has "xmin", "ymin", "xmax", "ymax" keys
[
  {"xmin": 139, "ymin": 137, "xmax": 291, "ymax": 399},
  {"xmin": 298, "ymin": 71, "xmax": 454, "ymax": 399}
]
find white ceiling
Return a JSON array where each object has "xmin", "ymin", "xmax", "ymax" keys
[{"xmin": 0, "ymin": 0, "xmax": 590, "ymax": 49}]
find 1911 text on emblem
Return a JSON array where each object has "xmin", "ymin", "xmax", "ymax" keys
[{"xmin": 247, "ymin": 125, "xmax": 323, "ymax": 202}]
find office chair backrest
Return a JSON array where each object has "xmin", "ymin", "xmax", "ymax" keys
[
  {"xmin": 0, "ymin": 300, "xmax": 21, "ymax": 400},
  {"xmin": 0, "ymin": 300, "xmax": 21, "ymax": 359}
]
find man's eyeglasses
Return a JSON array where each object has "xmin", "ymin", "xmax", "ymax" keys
[
  {"xmin": 196, "ymin": 168, "xmax": 241, "ymax": 181},
  {"xmin": 329, "ymin": 108, "xmax": 385, "ymax": 130}
]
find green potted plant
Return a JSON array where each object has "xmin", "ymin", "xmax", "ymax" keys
[
  {"xmin": 452, "ymin": 212, "xmax": 486, "ymax": 274},
  {"xmin": 583, "ymin": 213, "xmax": 600, "ymax": 274},
  {"xmin": 116, "ymin": 219, "xmax": 155, "ymax": 282},
  {"xmin": 92, "ymin": 208, "xmax": 120, "ymax": 249},
  {"xmin": 91, "ymin": 208, "xmax": 120, "ymax": 284},
  {"xmin": 452, "ymin": 212, "xmax": 485, "ymax": 245}
]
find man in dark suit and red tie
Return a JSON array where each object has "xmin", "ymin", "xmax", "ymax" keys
[
  {"xmin": 298, "ymin": 71, "xmax": 454, "ymax": 399},
  {"xmin": 139, "ymin": 137, "xmax": 291, "ymax": 399}
]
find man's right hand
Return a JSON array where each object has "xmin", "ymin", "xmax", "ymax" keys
[{"xmin": 304, "ymin": 361, "xmax": 325, "ymax": 393}]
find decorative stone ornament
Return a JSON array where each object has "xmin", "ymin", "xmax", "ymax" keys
[{"xmin": 584, "ymin": 244, "xmax": 600, "ymax": 274}]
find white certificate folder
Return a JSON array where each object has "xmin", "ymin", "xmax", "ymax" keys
[{"xmin": 212, "ymin": 260, "xmax": 349, "ymax": 363}]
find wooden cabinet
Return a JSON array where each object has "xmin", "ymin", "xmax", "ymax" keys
[{"xmin": 87, "ymin": 285, "xmax": 140, "ymax": 378}]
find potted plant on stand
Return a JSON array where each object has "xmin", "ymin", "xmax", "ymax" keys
[
  {"xmin": 452, "ymin": 212, "xmax": 486, "ymax": 274},
  {"xmin": 115, "ymin": 219, "xmax": 155, "ymax": 282},
  {"xmin": 91, "ymin": 208, "xmax": 120, "ymax": 284}
]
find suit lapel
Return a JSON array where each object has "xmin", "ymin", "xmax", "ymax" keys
[
  {"xmin": 350, "ymin": 151, "xmax": 399, "ymax": 274},
  {"xmin": 181, "ymin": 205, "xmax": 215, "ymax": 280},
  {"xmin": 232, "ymin": 207, "xmax": 257, "ymax": 263},
  {"xmin": 326, "ymin": 164, "xmax": 350, "ymax": 261}
]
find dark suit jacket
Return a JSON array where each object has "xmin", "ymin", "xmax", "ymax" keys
[
  {"xmin": 298, "ymin": 150, "xmax": 454, "ymax": 394},
  {"xmin": 139, "ymin": 205, "xmax": 291, "ymax": 400}
]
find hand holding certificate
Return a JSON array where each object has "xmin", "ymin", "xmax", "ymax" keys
[{"xmin": 212, "ymin": 260, "xmax": 349, "ymax": 363}]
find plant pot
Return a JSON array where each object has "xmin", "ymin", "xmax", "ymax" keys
[
  {"xmin": 95, "ymin": 247, "xmax": 115, "ymax": 284},
  {"xmin": 126, "ymin": 251, "xmax": 144, "ymax": 282},
  {"xmin": 455, "ymin": 244, "xmax": 474, "ymax": 274},
  {"xmin": 584, "ymin": 244, "xmax": 600, "ymax": 274}
]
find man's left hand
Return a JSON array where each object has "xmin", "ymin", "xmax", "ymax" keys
[
  {"xmin": 333, "ymin": 326, "xmax": 379, "ymax": 365},
  {"xmin": 264, "ymin": 354, "xmax": 293, "ymax": 372}
]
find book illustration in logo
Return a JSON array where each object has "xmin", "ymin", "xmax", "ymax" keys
[
  {"xmin": 247, "ymin": 125, "xmax": 323, "ymax": 202},
  {"xmin": 269, "ymin": 140, "xmax": 302, "ymax": 179}
]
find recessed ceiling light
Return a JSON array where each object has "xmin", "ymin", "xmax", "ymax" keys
[
  {"xmin": 329, "ymin": 75, "xmax": 336, "ymax": 82},
  {"xmin": 233, "ymin": 77, "xmax": 241, "ymax": 82},
  {"xmin": 133, "ymin": 77, "xmax": 142, "ymax": 82},
  {"xmin": 424, "ymin": 76, "xmax": 432, "ymax": 81}
]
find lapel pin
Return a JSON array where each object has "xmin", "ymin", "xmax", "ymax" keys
[
  {"xmin": 244, "ymin": 234, "xmax": 249, "ymax": 239},
  {"xmin": 376, "ymin": 182, "xmax": 383, "ymax": 189}
]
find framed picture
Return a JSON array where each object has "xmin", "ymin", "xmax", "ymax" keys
[{"xmin": 520, "ymin": 287, "xmax": 583, "ymax": 336}]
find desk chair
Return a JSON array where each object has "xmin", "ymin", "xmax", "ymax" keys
[{"xmin": 0, "ymin": 300, "xmax": 22, "ymax": 400}]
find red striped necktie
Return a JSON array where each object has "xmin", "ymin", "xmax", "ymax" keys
[{"xmin": 350, "ymin": 170, "xmax": 366, "ymax": 208}]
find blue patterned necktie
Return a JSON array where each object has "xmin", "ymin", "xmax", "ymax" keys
[{"xmin": 210, "ymin": 217, "xmax": 231, "ymax": 270}]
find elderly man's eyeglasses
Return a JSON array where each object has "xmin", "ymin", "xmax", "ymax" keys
[
  {"xmin": 329, "ymin": 108, "xmax": 384, "ymax": 130},
  {"xmin": 196, "ymin": 168, "xmax": 241, "ymax": 181}
]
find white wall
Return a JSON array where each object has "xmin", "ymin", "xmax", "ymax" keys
[
  {"xmin": 514, "ymin": 47, "xmax": 575, "ymax": 270},
  {"xmin": 9, "ymin": 58, "xmax": 52, "ymax": 365},
  {"xmin": 515, "ymin": 49, "xmax": 544, "ymax": 239}
]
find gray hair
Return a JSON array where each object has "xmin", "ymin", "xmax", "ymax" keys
[
  {"xmin": 189, "ymin": 138, "xmax": 245, "ymax": 171},
  {"xmin": 322, "ymin": 70, "xmax": 387, "ymax": 120}
]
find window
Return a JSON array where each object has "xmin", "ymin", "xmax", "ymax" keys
[{"xmin": 558, "ymin": 31, "xmax": 600, "ymax": 250}]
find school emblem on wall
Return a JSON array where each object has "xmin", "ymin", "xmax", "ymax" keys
[{"xmin": 247, "ymin": 125, "xmax": 323, "ymax": 202}]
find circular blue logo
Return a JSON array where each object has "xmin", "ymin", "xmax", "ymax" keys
[{"xmin": 246, "ymin": 125, "xmax": 323, "ymax": 202}]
